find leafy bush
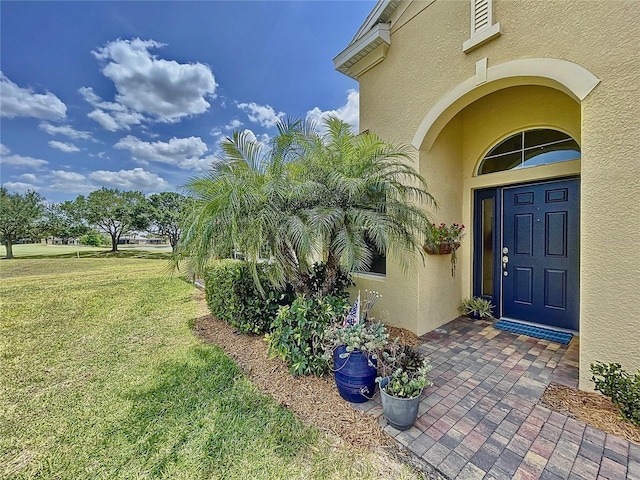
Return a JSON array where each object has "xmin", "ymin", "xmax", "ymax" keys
[
  {"xmin": 591, "ymin": 362, "xmax": 640, "ymax": 427},
  {"xmin": 267, "ymin": 295, "xmax": 349, "ymax": 376},
  {"xmin": 306, "ymin": 262, "xmax": 353, "ymax": 300},
  {"xmin": 79, "ymin": 231, "xmax": 109, "ymax": 246},
  {"xmin": 204, "ymin": 260, "xmax": 291, "ymax": 334}
]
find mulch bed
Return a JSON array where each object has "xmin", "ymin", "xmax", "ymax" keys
[
  {"xmin": 386, "ymin": 325, "xmax": 421, "ymax": 348},
  {"xmin": 541, "ymin": 382, "xmax": 640, "ymax": 445},
  {"xmin": 192, "ymin": 311, "xmax": 394, "ymax": 449}
]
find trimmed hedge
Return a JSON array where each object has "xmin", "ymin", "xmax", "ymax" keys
[{"xmin": 203, "ymin": 260, "xmax": 289, "ymax": 334}]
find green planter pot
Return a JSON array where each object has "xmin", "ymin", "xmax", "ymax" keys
[{"xmin": 378, "ymin": 376, "xmax": 421, "ymax": 430}]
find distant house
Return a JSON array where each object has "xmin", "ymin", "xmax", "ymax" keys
[
  {"xmin": 51, "ymin": 237, "xmax": 79, "ymax": 246},
  {"xmin": 117, "ymin": 235, "xmax": 165, "ymax": 245},
  {"xmin": 335, "ymin": 0, "xmax": 640, "ymax": 390},
  {"xmin": 39, "ymin": 237, "xmax": 79, "ymax": 246}
]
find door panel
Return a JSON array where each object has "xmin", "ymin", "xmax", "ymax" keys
[
  {"xmin": 502, "ymin": 179, "xmax": 579, "ymax": 330},
  {"xmin": 513, "ymin": 267, "xmax": 533, "ymax": 304}
]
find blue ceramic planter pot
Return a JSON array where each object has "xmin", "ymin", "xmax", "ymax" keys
[{"xmin": 333, "ymin": 346, "xmax": 377, "ymax": 403}]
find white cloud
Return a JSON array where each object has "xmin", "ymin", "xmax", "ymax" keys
[
  {"xmin": 46, "ymin": 170, "xmax": 94, "ymax": 193},
  {"xmin": 210, "ymin": 128, "xmax": 223, "ymax": 139},
  {"xmin": 81, "ymin": 88, "xmax": 146, "ymax": 132},
  {"xmin": 39, "ymin": 122, "xmax": 92, "ymax": 140},
  {"xmin": 237, "ymin": 102, "xmax": 285, "ymax": 128},
  {"xmin": 0, "ymin": 72, "xmax": 67, "ymax": 120},
  {"xmin": 224, "ymin": 119, "xmax": 243, "ymax": 130},
  {"xmin": 18, "ymin": 173, "xmax": 39, "ymax": 183},
  {"xmin": 88, "ymin": 38, "xmax": 217, "ymax": 123},
  {"xmin": 86, "ymin": 108, "xmax": 120, "ymax": 131},
  {"xmin": 86, "ymin": 107, "xmax": 143, "ymax": 131},
  {"xmin": 114, "ymin": 135, "xmax": 212, "ymax": 171},
  {"xmin": 79, "ymin": 86, "xmax": 112, "ymax": 108},
  {"xmin": 49, "ymin": 141, "xmax": 80, "ymax": 153},
  {"xmin": 2, "ymin": 155, "xmax": 49, "ymax": 168},
  {"xmin": 0, "ymin": 146, "xmax": 49, "ymax": 168},
  {"xmin": 2, "ymin": 181, "xmax": 40, "ymax": 192},
  {"xmin": 89, "ymin": 167, "xmax": 169, "ymax": 190},
  {"xmin": 51, "ymin": 171, "xmax": 87, "ymax": 182},
  {"xmin": 173, "ymin": 155, "xmax": 217, "ymax": 172},
  {"xmin": 306, "ymin": 89, "xmax": 359, "ymax": 133}
]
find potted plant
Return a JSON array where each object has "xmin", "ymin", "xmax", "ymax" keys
[
  {"xmin": 377, "ymin": 344, "xmax": 433, "ymax": 430},
  {"xmin": 323, "ymin": 291, "xmax": 387, "ymax": 403},
  {"xmin": 423, "ymin": 223, "xmax": 465, "ymax": 276},
  {"xmin": 324, "ymin": 320, "xmax": 388, "ymax": 402},
  {"xmin": 459, "ymin": 296, "xmax": 495, "ymax": 319}
]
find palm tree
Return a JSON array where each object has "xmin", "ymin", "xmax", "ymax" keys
[
  {"xmin": 178, "ymin": 116, "xmax": 436, "ymax": 297},
  {"xmin": 179, "ymin": 119, "xmax": 317, "ymax": 293},
  {"xmin": 300, "ymin": 117, "xmax": 436, "ymax": 295}
]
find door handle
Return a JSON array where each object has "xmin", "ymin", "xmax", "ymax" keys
[{"xmin": 502, "ymin": 248, "xmax": 509, "ymax": 275}]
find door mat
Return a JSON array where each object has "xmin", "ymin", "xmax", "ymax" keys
[{"xmin": 494, "ymin": 320, "xmax": 573, "ymax": 345}]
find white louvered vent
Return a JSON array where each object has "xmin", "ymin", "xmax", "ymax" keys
[
  {"xmin": 473, "ymin": 0, "xmax": 490, "ymax": 33},
  {"xmin": 464, "ymin": 0, "xmax": 501, "ymax": 53}
]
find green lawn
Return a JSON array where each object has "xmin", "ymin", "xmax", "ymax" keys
[
  {"xmin": 1, "ymin": 243, "xmax": 173, "ymax": 259},
  {"xmin": 0, "ymin": 258, "xmax": 417, "ymax": 480}
]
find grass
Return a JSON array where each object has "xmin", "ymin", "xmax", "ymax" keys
[
  {"xmin": 0, "ymin": 258, "xmax": 419, "ymax": 480},
  {"xmin": 1, "ymin": 243, "xmax": 173, "ymax": 259}
]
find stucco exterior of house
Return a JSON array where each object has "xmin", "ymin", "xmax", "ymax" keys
[{"xmin": 335, "ymin": 0, "xmax": 640, "ymax": 390}]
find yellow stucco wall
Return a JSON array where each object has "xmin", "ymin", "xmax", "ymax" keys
[{"xmin": 352, "ymin": 0, "xmax": 640, "ymax": 389}]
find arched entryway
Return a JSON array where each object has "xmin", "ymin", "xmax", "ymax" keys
[{"xmin": 414, "ymin": 60, "xmax": 598, "ymax": 334}]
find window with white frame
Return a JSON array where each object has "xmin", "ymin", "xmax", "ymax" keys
[{"xmin": 478, "ymin": 129, "xmax": 581, "ymax": 175}]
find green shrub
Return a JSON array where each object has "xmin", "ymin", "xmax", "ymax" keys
[
  {"xmin": 306, "ymin": 262, "xmax": 353, "ymax": 299},
  {"xmin": 79, "ymin": 231, "xmax": 109, "ymax": 246},
  {"xmin": 267, "ymin": 295, "xmax": 349, "ymax": 376},
  {"xmin": 591, "ymin": 362, "xmax": 640, "ymax": 427},
  {"xmin": 203, "ymin": 260, "xmax": 290, "ymax": 334}
]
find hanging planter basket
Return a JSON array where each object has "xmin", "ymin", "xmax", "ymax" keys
[
  {"xmin": 422, "ymin": 241, "xmax": 460, "ymax": 255},
  {"xmin": 422, "ymin": 242, "xmax": 461, "ymax": 277}
]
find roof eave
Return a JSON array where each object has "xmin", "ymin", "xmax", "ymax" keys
[
  {"xmin": 350, "ymin": 0, "xmax": 398, "ymax": 43},
  {"xmin": 333, "ymin": 23, "xmax": 391, "ymax": 80}
]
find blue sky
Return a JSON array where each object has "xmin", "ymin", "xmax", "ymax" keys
[{"xmin": 0, "ymin": 1, "xmax": 374, "ymax": 203}]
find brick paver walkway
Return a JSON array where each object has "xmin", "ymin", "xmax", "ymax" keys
[{"xmin": 354, "ymin": 317, "xmax": 639, "ymax": 479}]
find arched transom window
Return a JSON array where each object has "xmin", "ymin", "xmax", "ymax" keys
[{"xmin": 478, "ymin": 129, "xmax": 580, "ymax": 175}]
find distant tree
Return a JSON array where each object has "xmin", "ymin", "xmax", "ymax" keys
[
  {"xmin": 44, "ymin": 201, "xmax": 90, "ymax": 243},
  {"xmin": 79, "ymin": 231, "xmax": 109, "ymax": 247},
  {"xmin": 146, "ymin": 192, "xmax": 190, "ymax": 252},
  {"xmin": 74, "ymin": 188, "xmax": 148, "ymax": 252},
  {"xmin": 0, "ymin": 187, "xmax": 46, "ymax": 259}
]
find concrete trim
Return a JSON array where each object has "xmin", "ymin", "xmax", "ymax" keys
[{"xmin": 412, "ymin": 58, "xmax": 600, "ymax": 151}]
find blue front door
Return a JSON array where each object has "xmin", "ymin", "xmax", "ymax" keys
[{"xmin": 501, "ymin": 179, "xmax": 580, "ymax": 330}]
